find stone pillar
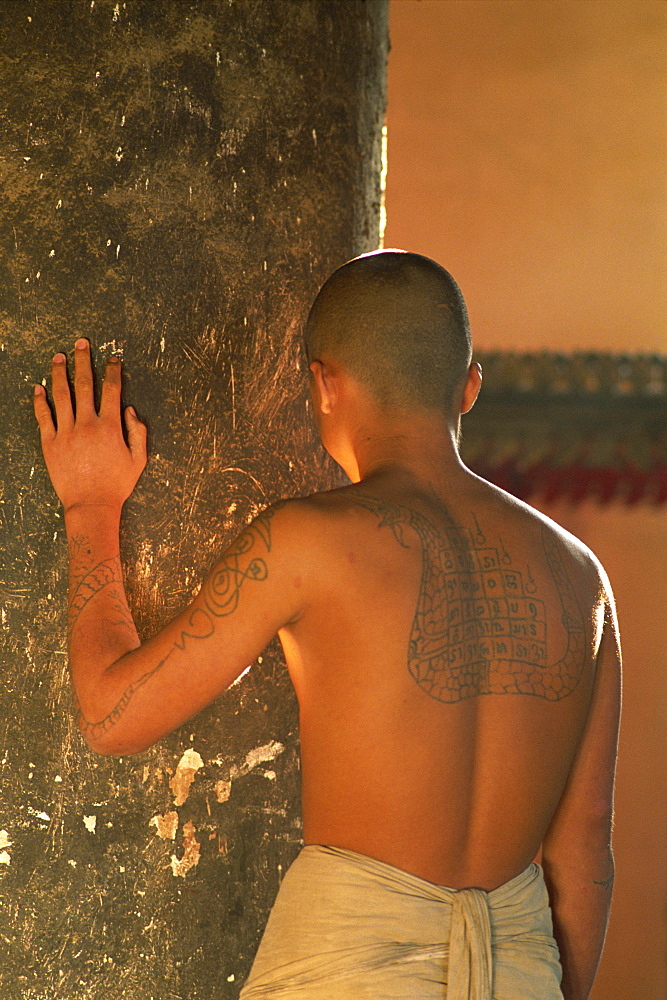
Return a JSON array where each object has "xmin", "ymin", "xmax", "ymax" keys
[{"xmin": 0, "ymin": 2, "xmax": 388, "ymax": 996}]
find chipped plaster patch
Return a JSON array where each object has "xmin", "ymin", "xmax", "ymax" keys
[
  {"xmin": 170, "ymin": 820, "xmax": 200, "ymax": 877},
  {"xmin": 230, "ymin": 741, "xmax": 284, "ymax": 779},
  {"xmin": 149, "ymin": 810, "xmax": 179, "ymax": 841},
  {"xmin": 214, "ymin": 779, "xmax": 232, "ymax": 803},
  {"xmin": 27, "ymin": 808, "xmax": 50, "ymax": 822},
  {"xmin": 83, "ymin": 815, "xmax": 97, "ymax": 833},
  {"xmin": 98, "ymin": 339, "xmax": 123, "ymax": 357},
  {"xmin": 169, "ymin": 749, "xmax": 204, "ymax": 806}
]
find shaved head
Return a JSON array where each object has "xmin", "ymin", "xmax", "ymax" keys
[{"xmin": 305, "ymin": 250, "xmax": 472, "ymax": 413}]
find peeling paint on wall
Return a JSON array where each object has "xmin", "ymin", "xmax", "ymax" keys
[
  {"xmin": 170, "ymin": 820, "xmax": 201, "ymax": 878},
  {"xmin": 149, "ymin": 810, "xmax": 179, "ymax": 841},
  {"xmin": 0, "ymin": 829, "xmax": 11, "ymax": 865},
  {"xmin": 169, "ymin": 748, "xmax": 204, "ymax": 806},
  {"xmin": 229, "ymin": 741, "xmax": 284, "ymax": 779},
  {"xmin": 214, "ymin": 780, "xmax": 232, "ymax": 804}
]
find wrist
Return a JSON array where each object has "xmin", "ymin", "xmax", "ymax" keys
[
  {"xmin": 64, "ymin": 502, "xmax": 122, "ymax": 536},
  {"xmin": 64, "ymin": 501, "xmax": 123, "ymax": 516}
]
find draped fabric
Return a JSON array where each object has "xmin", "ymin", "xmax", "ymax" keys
[{"xmin": 239, "ymin": 845, "xmax": 563, "ymax": 999}]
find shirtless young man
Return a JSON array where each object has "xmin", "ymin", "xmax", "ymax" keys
[{"xmin": 33, "ymin": 250, "xmax": 620, "ymax": 1000}]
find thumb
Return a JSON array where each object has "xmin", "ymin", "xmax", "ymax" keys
[{"xmin": 124, "ymin": 406, "xmax": 148, "ymax": 464}]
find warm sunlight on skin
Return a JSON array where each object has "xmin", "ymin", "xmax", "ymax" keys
[
  {"xmin": 307, "ymin": 355, "xmax": 482, "ymax": 484},
  {"xmin": 33, "ymin": 251, "xmax": 621, "ymax": 1000}
]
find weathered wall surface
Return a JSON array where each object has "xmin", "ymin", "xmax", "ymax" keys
[{"xmin": 0, "ymin": 2, "xmax": 388, "ymax": 997}]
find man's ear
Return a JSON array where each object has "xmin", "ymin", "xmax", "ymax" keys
[
  {"xmin": 309, "ymin": 360, "xmax": 338, "ymax": 415},
  {"xmin": 460, "ymin": 362, "xmax": 482, "ymax": 415}
]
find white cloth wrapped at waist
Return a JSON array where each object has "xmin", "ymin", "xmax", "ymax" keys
[{"xmin": 239, "ymin": 844, "xmax": 563, "ymax": 999}]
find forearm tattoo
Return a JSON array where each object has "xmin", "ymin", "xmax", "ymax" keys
[
  {"xmin": 350, "ymin": 493, "xmax": 586, "ymax": 703},
  {"xmin": 76, "ymin": 506, "xmax": 281, "ymax": 744},
  {"xmin": 68, "ymin": 556, "xmax": 124, "ymax": 634}
]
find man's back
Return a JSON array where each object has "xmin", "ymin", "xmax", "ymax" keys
[
  {"xmin": 278, "ymin": 465, "xmax": 607, "ymax": 891},
  {"xmin": 35, "ymin": 250, "xmax": 620, "ymax": 998}
]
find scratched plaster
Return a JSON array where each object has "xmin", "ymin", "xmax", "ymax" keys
[{"xmin": 0, "ymin": 1, "xmax": 388, "ymax": 997}]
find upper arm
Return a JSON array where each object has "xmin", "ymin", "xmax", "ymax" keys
[
  {"xmin": 85, "ymin": 501, "xmax": 306, "ymax": 755},
  {"xmin": 542, "ymin": 581, "xmax": 622, "ymax": 861}
]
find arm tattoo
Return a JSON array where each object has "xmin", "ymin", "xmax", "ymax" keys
[
  {"xmin": 593, "ymin": 872, "xmax": 614, "ymax": 890},
  {"xmin": 350, "ymin": 493, "xmax": 586, "ymax": 704},
  {"xmin": 202, "ymin": 516, "xmax": 271, "ymax": 618},
  {"xmin": 68, "ymin": 556, "xmax": 123, "ymax": 634},
  {"xmin": 77, "ymin": 505, "xmax": 282, "ymax": 744},
  {"xmin": 105, "ymin": 587, "xmax": 140, "ymax": 635}
]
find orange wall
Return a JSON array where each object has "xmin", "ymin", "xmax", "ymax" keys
[
  {"xmin": 385, "ymin": 3, "xmax": 667, "ymax": 998},
  {"xmin": 385, "ymin": 0, "xmax": 667, "ymax": 354}
]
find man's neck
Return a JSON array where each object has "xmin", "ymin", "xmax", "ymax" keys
[{"xmin": 347, "ymin": 413, "xmax": 467, "ymax": 487}]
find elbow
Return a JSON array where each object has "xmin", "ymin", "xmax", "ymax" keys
[
  {"xmin": 80, "ymin": 730, "xmax": 133, "ymax": 758},
  {"xmin": 77, "ymin": 717, "xmax": 153, "ymax": 758},
  {"xmin": 84, "ymin": 737, "xmax": 131, "ymax": 758},
  {"xmin": 542, "ymin": 847, "xmax": 615, "ymax": 902},
  {"xmin": 75, "ymin": 684, "xmax": 159, "ymax": 757},
  {"xmin": 83, "ymin": 735, "xmax": 151, "ymax": 758},
  {"xmin": 543, "ymin": 805, "xmax": 615, "ymax": 870},
  {"xmin": 542, "ymin": 824, "xmax": 614, "ymax": 883}
]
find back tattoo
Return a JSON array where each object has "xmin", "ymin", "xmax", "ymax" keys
[{"xmin": 350, "ymin": 494, "xmax": 586, "ymax": 703}]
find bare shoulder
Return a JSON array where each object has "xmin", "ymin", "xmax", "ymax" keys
[
  {"xmin": 261, "ymin": 485, "xmax": 395, "ymax": 529},
  {"xmin": 472, "ymin": 477, "xmax": 615, "ymax": 649},
  {"xmin": 253, "ymin": 486, "xmax": 416, "ymax": 574},
  {"xmin": 251, "ymin": 490, "xmax": 352, "ymax": 541},
  {"xmin": 480, "ymin": 477, "xmax": 610, "ymax": 586},
  {"xmin": 246, "ymin": 490, "xmax": 365, "ymax": 566}
]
